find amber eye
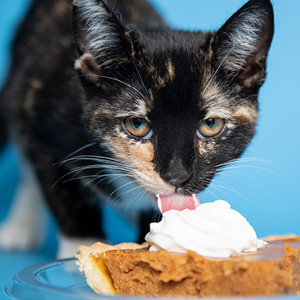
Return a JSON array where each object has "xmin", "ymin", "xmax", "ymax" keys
[
  {"xmin": 124, "ymin": 117, "xmax": 153, "ymax": 139},
  {"xmin": 197, "ymin": 118, "xmax": 225, "ymax": 138}
]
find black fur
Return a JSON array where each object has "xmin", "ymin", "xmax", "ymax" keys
[{"xmin": 0, "ymin": 106, "xmax": 7, "ymax": 149}]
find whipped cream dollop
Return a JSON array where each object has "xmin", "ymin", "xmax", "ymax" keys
[{"xmin": 145, "ymin": 200, "xmax": 266, "ymax": 258}]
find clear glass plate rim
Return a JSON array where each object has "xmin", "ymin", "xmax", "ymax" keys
[
  {"xmin": 4, "ymin": 258, "xmax": 109, "ymax": 299},
  {"xmin": 4, "ymin": 258, "xmax": 300, "ymax": 300}
]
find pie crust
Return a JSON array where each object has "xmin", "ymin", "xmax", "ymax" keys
[{"xmin": 76, "ymin": 237, "xmax": 300, "ymax": 297}]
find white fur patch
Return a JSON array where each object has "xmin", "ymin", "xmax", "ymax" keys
[
  {"xmin": 220, "ymin": 9, "xmax": 267, "ymax": 72},
  {"xmin": 0, "ymin": 152, "xmax": 47, "ymax": 251},
  {"xmin": 233, "ymin": 105, "xmax": 258, "ymax": 124},
  {"xmin": 201, "ymin": 81, "xmax": 233, "ymax": 119},
  {"xmin": 73, "ymin": 0, "xmax": 124, "ymax": 68},
  {"xmin": 57, "ymin": 234, "xmax": 104, "ymax": 258}
]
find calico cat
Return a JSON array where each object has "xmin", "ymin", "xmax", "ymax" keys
[{"xmin": 0, "ymin": 0, "xmax": 274, "ymax": 257}]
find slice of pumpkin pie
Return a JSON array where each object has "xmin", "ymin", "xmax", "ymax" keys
[
  {"xmin": 76, "ymin": 237, "xmax": 300, "ymax": 297},
  {"xmin": 76, "ymin": 200, "xmax": 300, "ymax": 297}
]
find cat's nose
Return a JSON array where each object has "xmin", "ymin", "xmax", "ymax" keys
[
  {"xmin": 161, "ymin": 163, "xmax": 190, "ymax": 188},
  {"xmin": 161, "ymin": 157, "xmax": 191, "ymax": 187},
  {"xmin": 163, "ymin": 173, "xmax": 190, "ymax": 188}
]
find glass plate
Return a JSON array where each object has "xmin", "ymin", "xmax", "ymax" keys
[
  {"xmin": 4, "ymin": 258, "xmax": 109, "ymax": 300},
  {"xmin": 4, "ymin": 258, "xmax": 300, "ymax": 300}
]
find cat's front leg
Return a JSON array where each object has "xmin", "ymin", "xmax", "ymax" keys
[
  {"xmin": 31, "ymin": 150, "xmax": 108, "ymax": 258},
  {"xmin": 0, "ymin": 146, "xmax": 107, "ymax": 258},
  {"xmin": 0, "ymin": 150, "xmax": 47, "ymax": 251}
]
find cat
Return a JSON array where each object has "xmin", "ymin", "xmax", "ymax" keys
[{"xmin": 0, "ymin": 0, "xmax": 274, "ymax": 258}]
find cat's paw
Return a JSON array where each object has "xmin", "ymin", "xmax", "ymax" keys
[
  {"xmin": 0, "ymin": 220, "xmax": 45, "ymax": 251},
  {"xmin": 57, "ymin": 235, "xmax": 104, "ymax": 259}
]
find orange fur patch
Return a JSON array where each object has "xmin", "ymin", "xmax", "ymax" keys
[
  {"xmin": 166, "ymin": 59, "xmax": 175, "ymax": 81},
  {"xmin": 52, "ymin": 0, "xmax": 70, "ymax": 19},
  {"xmin": 198, "ymin": 141, "xmax": 218, "ymax": 156},
  {"xmin": 233, "ymin": 106, "xmax": 258, "ymax": 124},
  {"xmin": 24, "ymin": 79, "xmax": 43, "ymax": 117},
  {"xmin": 106, "ymin": 136, "xmax": 174, "ymax": 195}
]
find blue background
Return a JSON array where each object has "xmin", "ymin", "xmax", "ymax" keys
[{"xmin": 1, "ymin": 0, "xmax": 300, "ymax": 298}]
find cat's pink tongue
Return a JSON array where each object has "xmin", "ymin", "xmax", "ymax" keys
[{"xmin": 157, "ymin": 194, "xmax": 200, "ymax": 214}]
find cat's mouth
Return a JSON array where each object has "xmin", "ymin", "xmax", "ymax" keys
[{"xmin": 156, "ymin": 194, "xmax": 200, "ymax": 214}]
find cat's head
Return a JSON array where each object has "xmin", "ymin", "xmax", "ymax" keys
[{"xmin": 72, "ymin": 0, "xmax": 274, "ymax": 205}]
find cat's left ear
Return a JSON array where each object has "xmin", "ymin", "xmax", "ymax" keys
[
  {"xmin": 211, "ymin": 0, "xmax": 274, "ymax": 88},
  {"xmin": 72, "ymin": 0, "xmax": 136, "ymax": 86}
]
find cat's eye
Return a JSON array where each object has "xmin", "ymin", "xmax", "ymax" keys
[
  {"xmin": 124, "ymin": 117, "xmax": 153, "ymax": 139},
  {"xmin": 197, "ymin": 118, "xmax": 225, "ymax": 138}
]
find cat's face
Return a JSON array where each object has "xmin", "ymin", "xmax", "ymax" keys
[{"xmin": 73, "ymin": 0, "xmax": 274, "ymax": 203}]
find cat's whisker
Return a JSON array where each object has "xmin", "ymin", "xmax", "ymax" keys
[
  {"xmin": 208, "ymin": 184, "xmax": 233, "ymax": 203},
  {"xmin": 59, "ymin": 155, "xmax": 133, "ymax": 174},
  {"xmin": 53, "ymin": 163, "xmax": 104, "ymax": 188},
  {"xmin": 107, "ymin": 183, "xmax": 143, "ymax": 208},
  {"xmin": 115, "ymin": 184, "xmax": 141, "ymax": 202},
  {"xmin": 215, "ymin": 157, "xmax": 265, "ymax": 168},
  {"xmin": 88, "ymin": 172, "xmax": 133, "ymax": 201},
  {"xmin": 200, "ymin": 171, "xmax": 238, "ymax": 202},
  {"xmin": 59, "ymin": 165, "xmax": 103, "ymax": 181},
  {"xmin": 124, "ymin": 187, "xmax": 147, "ymax": 213},
  {"xmin": 200, "ymin": 186, "xmax": 219, "ymax": 201},
  {"xmin": 59, "ymin": 154, "xmax": 129, "ymax": 167},
  {"xmin": 152, "ymin": 209, "xmax": 162, "ymax": 223},
  {"xmin": 61, "ymin": 142, "xmax": 97, "ymax": 161},
  {"xmin": 214, "ymin": 157, "xmax": 285, "ymax": 182},
  {"xmin": 72, "ymin": 74, "xmax": 146, "ymax": 100},
  {"xmin": 51, "ymin": 173, "xmax": 70, "ymax": 189},
  {"xmin": 215, "ymin": 157, "xmax": 282, "ymax": 170},
  {"xmin": 65, "ymin": 172, "xmax": 135, "ymax": 186},
  {"xmin": 127, "ymin": 50, "xmax": 148, "ymax": 96},
  {"xmin": 106, "ymin": 173, "xmax": 136, "ymax": 185},
  {"xmin": 61, "ymin": 173, "xmax": 108, "ymax": 185},
  {"xmin": 132, "ymin": 188, "xmax": 152, "ymax": 212},
  {"xmin": 219, "ymin": 164, "xmax": 283, "ymax": 179},
  {"xmin": 135, "ymin": 188, "xmax": 151, "ymax": 211},
  {"xmin": 202, "ymin": 155, "xmax": 284, "ymax": 203},
  {"xmin": 219, "ymin": 169, "xmax": 259, "ymax": 182},
  {"xmin": 52, "ymin": 156, "xmax": 134, "ymax": 188},
  {"xmin": 106, "ymin": 179, "xmax": 142, "ymax": 205},
  {"xmin": 72, "ymin": 165, "xmax": 137, "ymax": 190},
  {"xmin": 211, "ymin": 178, "xmax": 234, "ymax": 188},
  {"xmin": 209, "ymin": 183, "xmax": 248, "ymax": 202},
  {"xmin": 56, "ymin": 149, "xmax": 139, "ymax": 196},
  {"xmin": 69, "ymin": 164, "xmax": 132, "ymax": 175},
  {"xmin": 203, "ymin": 44, "xmax": 235, "ymax": 94}
]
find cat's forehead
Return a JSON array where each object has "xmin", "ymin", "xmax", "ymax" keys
[
  {"xmin": 137, "ymin": 47, "xmax": 257, "ymax": 125},
  {"xmin": 102, "ymin": 29, "xmax": 257, "ymax": 126},
  {"xmin": 138, "ymin": 49, "xmax": 210, "ymax": 119}
]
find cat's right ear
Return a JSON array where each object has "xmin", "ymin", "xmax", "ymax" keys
[
  {"xmin": 210, "ymin": 0, "xmax": 274, "ymax": 89},
  {"xmin": 72, "ymin": 0, "xmax": 134, "ymax": 86}
]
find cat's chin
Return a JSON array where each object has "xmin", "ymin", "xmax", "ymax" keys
[{"xmin": 156, "ymin": 194, "xmax": 200, "ymax": 214}]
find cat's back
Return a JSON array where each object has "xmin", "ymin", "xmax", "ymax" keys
[
  {"xmin": 0, "ymin": 0, "xmax": 80, "ymax": 149},
  {"xmin": 7, "ymin": 0, "xmax": 166, "ymax": 76},
  {"xmin": 1, "ymin": 0, "xmax": 167, "ymax": 106},
  {"xmin": 1, "ymin": 0, "xmax": 77, "ymax": 115},
  {"xmin": 11, "ymin": 0, "xmax": 72, "ymax": 65}
]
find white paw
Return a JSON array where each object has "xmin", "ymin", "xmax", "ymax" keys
[
  {"xmin": 0, "ymin": 151, "xmax": 47, "ymax": 252},
  {"xmin": 57, "ymin": 235, "xmax": 104, "ymax": 259},
  {"xmin": 0, "ymin": 220, "xmax": 45, "ymax": 251}
]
